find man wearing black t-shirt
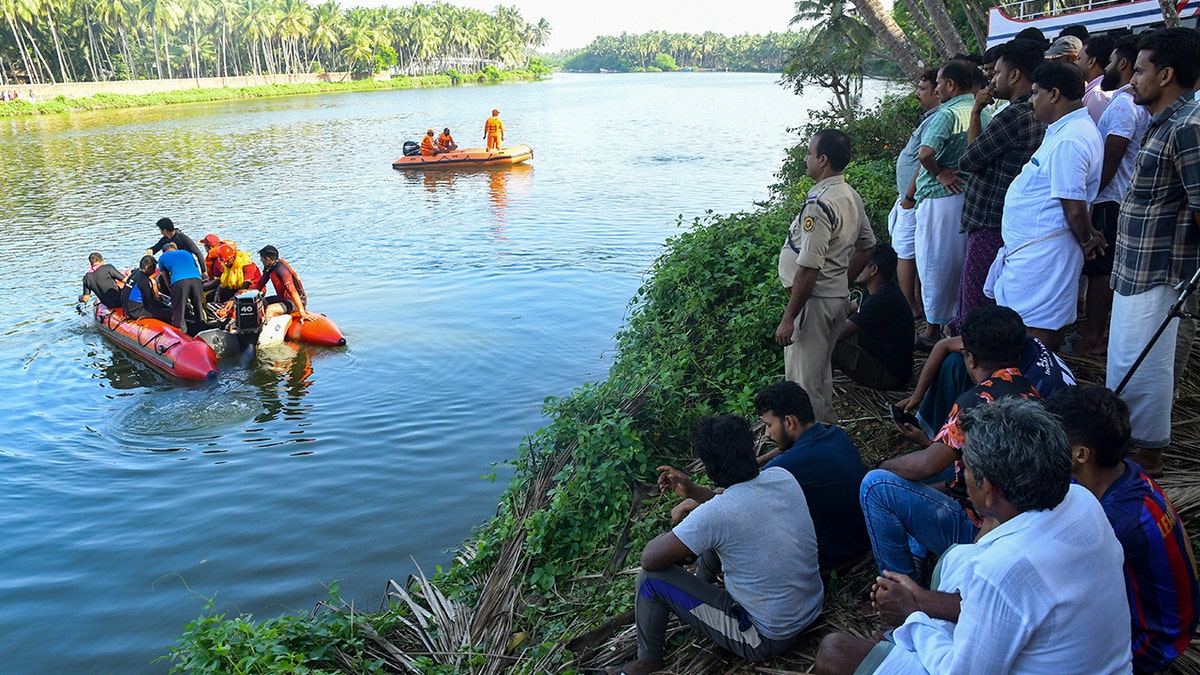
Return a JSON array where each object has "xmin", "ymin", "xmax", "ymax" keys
[
  {"xmin": 833, "ymin": 245, "xmax": 914, "ymax": 390},
  {"xmin": 146, "ymin": 217, "xmax": 206, "ymax": 278},
  {"xmin": 79, "ymin": 252, "xmax": 126, "ymax": 310}
]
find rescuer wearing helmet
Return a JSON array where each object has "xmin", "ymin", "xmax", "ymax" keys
[
  {"xmin": 215, "ymin": 242, "xmax": 262, "ymax": 303},
  {"xmin": 420, "ymin": 129, "xmax": 438, "ymax": 156},
  {"xmin": 484, "ymin": 109, "xmax": 504, "ymax": 151}
]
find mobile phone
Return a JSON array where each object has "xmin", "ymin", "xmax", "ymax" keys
[{"xmin": 890, "ymin": 403, "xmax": 921, "ymax": 428}]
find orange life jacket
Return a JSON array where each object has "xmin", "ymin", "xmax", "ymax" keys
[
  {"xmin": 437, "ymin": 133, "xmax": 454, "ymax": 151},
  {"xmin": 484, "ymin": 116, "xmax": 503, "ymax": 136},
  {"xmin": 420, "ymin": 135, "xmax": 436, "ymax": 156}
]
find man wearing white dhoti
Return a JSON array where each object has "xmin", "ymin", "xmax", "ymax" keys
[
  {"xmin": 913, "ymin": 60, "xmax": 988, "ymax": 347},
  {"xmin": 987, "ymin": 61, "xmax": 1104, "ymax": 351}
]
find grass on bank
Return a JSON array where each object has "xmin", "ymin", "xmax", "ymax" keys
[
  {"xmin": 160, "ymin": 91, "xmax": 1200, "ymax": 674},
  {"xmin": 0, "ymin": 65, "xmax": 548, "ymax": 117}
]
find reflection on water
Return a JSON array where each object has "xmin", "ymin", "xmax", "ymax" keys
[{"xmin": 251, "ymin": 343, "xmax": 314, "ymax": 427}]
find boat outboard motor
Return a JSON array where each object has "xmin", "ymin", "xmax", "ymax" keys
[
  {"xmin": 233, "ymin": 291, "xmax": 265, "ymax": 351},
  {"xmin": 402, "ymin": 140, "xmax": 421, "ymax": 157}
]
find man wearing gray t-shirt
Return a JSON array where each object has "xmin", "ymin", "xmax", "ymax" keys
[{"xmin": 608, "ymin": 415, "xmax": 823, "ymax": 675}]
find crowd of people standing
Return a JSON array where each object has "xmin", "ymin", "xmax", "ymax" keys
[{"xmin": 610, "ymin": 23, "xmax": 1200, "ymax": 675}]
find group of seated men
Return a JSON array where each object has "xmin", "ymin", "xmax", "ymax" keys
[
  {"xmin": 611, "ymin": 303, "xmax": 1198, "ymax": 675},
  {"xmin": 420, "ymin": 128, "xmax": 458, "ymax": 156},
  {"xmin": 79, "ymin": 217, "xmax": 314, "ymax": 334}
]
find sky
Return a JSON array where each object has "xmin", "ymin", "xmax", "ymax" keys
[{"xmin": 351, "ymin": 0, "xmax": 801, "ymax": 52}]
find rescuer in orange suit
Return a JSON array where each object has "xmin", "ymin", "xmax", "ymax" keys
[
  {"xmin": 437, "ymin": 128, "xmax": 457, "ymax": 153},
  {"xmin": 484, "ymin": 109, "xmax": 504, "ymax": 151},
  {"xmin": 420, "ymin": 129, "xmax": 438, "ymax": 156}
]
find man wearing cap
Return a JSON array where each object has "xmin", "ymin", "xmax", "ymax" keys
[
  {"xmin": 420, "ymin": 129, "xmax": 438, "ymax": 156},
  {"xmin": 1046, "ymin": 34, "xmax": 1082, "ymax": 62},
  {"xmin": 776, "ymin": 129, "xmax": 876, "ymax": 424},
  {"xmin": 484, "ymin": 109, "xmax": 504, "ymax": 151},
  {"xmin": 200, "ymin": 233, "xmax": 224, "ymax": 279},
  {"xmin": 147, "ymin": 217, "xmax": 207, "ymax": 280}
]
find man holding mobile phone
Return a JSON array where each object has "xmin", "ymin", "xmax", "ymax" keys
[{"xmin": 859, "ymin": 306, "xmax": 1040, "ymax": 581}]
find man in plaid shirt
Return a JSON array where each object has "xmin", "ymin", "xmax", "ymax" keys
[
  {"xmin": 1106, "ymin": 28, "xmax": 1200, "ymax": 477},
  {"xmin": 950, "ymin": 39, "xmax": 1046, "ymax": 335}
]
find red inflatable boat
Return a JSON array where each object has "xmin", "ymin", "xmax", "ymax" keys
[{"xmin": 94, "ymin": 304, "xmax": 218, "ymax": 381}]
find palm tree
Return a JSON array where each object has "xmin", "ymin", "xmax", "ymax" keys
[{"xmin": 308, "ymin": 0, "xmax": 337, "ymax": 72}]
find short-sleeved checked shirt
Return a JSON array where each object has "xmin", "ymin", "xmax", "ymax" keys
[
  {"xmin": 915, "ymin": 94, "xmax": 989, "ymax": 202},
  {"xmin": 959, "ymin": 94, "xmax": 1045, "ymax": 233},
  {"xmin": 1112, "ymin": 95, "xmax": 1200, "ymax": 296}
]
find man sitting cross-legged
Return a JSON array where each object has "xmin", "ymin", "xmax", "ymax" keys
[
  {"xmin": 817, "ymin": 398, "xmax": 1133, "ymax": 674},
  {"xmin": 1046, "ymin": 385, "xmax": 1200, "ymax": 674},
  {"xmin": 860, "ymin": 305, "xmax": 1039, "ymax": 580},
  {"xmin": 609, "ymin": 415, "xmax": 823, "ymax": 675}
]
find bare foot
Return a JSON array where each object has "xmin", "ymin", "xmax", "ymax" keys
[{"xmin": 606, "ymin": 658, "xmax": 664, "ymax": 675}]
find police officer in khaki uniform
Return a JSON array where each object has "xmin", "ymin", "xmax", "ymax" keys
[{"xmin": 775, "ymin": 129, "xmax": 877, "ymax": 423}]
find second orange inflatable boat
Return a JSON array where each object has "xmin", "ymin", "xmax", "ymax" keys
[{"xmin": 392, "ymin": 144, "xmax": 533, "ymax": 169}]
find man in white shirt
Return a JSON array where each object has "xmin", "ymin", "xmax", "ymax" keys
[
  {"xmin": 1080, "ymin": 34, "xmax": 1115, "ymax": 122},
  {"xmin": 986, "ymin": 60, "xmax": 1104, "ymax": 351},
  {"xmin": 813, "ymin": 397, "xmax": 1132, "ymax": 675},
  {"xmin": 610, "ymin": 415, "xmax": 823, "ymax": 675},
  {"xmin": 1073, "ymin": 35, "xmax": 1152, "ymax": 356}
]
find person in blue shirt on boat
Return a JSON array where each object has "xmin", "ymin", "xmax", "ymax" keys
[
  {"xmin": 158, "ymin": 242, "xmax": 207, "ymax": 331},
  {"xmin": 122, "ymin": 255, "xmax": 172, "ymax": 322}
]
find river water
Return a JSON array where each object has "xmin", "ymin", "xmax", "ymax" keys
[{"xmin": 0, "ymin": 73, "xmax": 891, "ymax": 673}]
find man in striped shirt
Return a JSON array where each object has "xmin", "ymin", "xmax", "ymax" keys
[{"xmin": 1047, "ymin": 385, "xmax": 1199, "ymax": 674}]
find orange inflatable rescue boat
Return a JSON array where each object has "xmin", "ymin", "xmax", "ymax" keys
[
  {"xmin": 285, "ymin": 312, "xmax": 345, "ymax": 347},
  {"xmin": 392, "ymin": 144, "xmax": 533, "ymax": 169},
  {"xmin": 94, "ymin": 304, "xmax": 218, "ymax": 381}
]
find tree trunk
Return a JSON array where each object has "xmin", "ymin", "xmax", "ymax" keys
[
  {"xmin": 896, "ymin": 0, "xmax": 949, "ymax": 57},
  {"xmin": 6, "ymin": 12, "xmax": 37, "ymax": 85},
  {"xmin": 44, "ymin": 5, "xmax": 70, "ymax": 82},
  {"xmin": 920, "ymin": 0, "xmax": 968, "ymax": 57},
  {"xmin": 849, "ymin": 0, "xmax": 928, "ymax": 79},
  {"xmin": 1157, "ymin": 0, "xmax": 1181, "ymax": 27},
  {"xmin": 956, "ymin": 0, "xmax": 987, "ymax": 50},
  {"xmin": 22, "ymin": 24, "xmax": 54, "ymax": 83}
]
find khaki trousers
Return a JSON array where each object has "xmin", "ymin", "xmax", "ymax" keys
[{"xmin": 784, "ymin": 296, "xmax": 850, "ymax": 424}]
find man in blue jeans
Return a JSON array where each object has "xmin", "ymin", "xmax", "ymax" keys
[{"xmin": 859, "ymin": 305, "xmax": 1039, "ymax": 580}]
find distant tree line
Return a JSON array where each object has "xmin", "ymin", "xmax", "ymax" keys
[
  {"xmin": 559, "ymin": 31, "xmax": 798, "ymax": 72},
  {"xmin": 0, "ymin": 0, "xmax": 551, "ymax": 84}
]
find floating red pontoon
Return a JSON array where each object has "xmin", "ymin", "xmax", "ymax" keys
[{"xmin": 94, "ymin": 304, "xmax": 218, "ymax": 381}]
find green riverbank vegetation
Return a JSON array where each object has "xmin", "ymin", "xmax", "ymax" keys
[
  {"xmin": 0, "ymin": 64, "xmax": 549, "ymax": 117},
  {"xmin": 556, "ymin": 31, "xmax": 798, "ymax": 73},
  {"xmin": 157, "ymin": 92, "xmax": 914, "ymax": 674},
  {"xmin": 0, "ymin": 0, "xmax": 550, "ymax": 85}
]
